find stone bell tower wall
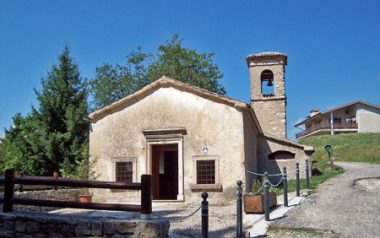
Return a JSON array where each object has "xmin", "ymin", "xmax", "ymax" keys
[{"xmin": 247, "ymin": 52, "xmax": 287, "ymax": 139}]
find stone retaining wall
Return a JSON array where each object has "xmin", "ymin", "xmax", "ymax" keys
[
  {"xmin": 5, "ymin": 189, "xmax": 81, "ymax": 212},
  {"xmin": 0, "ymin": 211, "xmax": 169, "ymax": 238}
]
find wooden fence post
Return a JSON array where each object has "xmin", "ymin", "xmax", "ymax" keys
[
  {"xmin": 3, "ymin": 169, "xmax": 15, "ymax": 212},
  {"xmin": 16, "ymin": 171, "xmax": 24, "ymax": 192},
  {"xmin": 53, "ymin": 171, "xmax": 59, "ymax": 190},
  {"xmin": 140, "ymin": 174, "xmax": 152, "ymax": 219}
]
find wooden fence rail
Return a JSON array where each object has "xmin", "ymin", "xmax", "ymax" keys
[{"xmin": 0, "ymin": 169, "xmax": 152, "ymax": 218}]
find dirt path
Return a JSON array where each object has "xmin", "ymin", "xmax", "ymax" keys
[{"xmin": 271, "ymin": 162, "xmax": 380, "ymax": 238}]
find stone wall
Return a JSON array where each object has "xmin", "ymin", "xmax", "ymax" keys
[
  {"xmin": 0, "ymin": 211, "xmax": 169, "ymax": 238},
  {"xmin": 257, "ymin": 135, "xmax": 312, "ymax": 181},
  {"xmin": 248, "ymin": 54, "xmax": 288, "ymax": 139},
  {"xmin": 0, "ymin": 189, "xmax": 80, "ymax": 212}
]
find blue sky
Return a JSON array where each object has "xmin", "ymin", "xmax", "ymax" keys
[{"xmin": 1, "ymin": 0, "xmax": 379, "ymax": 139}]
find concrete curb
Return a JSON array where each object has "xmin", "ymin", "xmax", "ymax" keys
[{"xmin": 243, "ymin": 192, "xmax": 306, "ymax": 237}]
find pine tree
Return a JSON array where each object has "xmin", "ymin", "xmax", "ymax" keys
[
  {"xmin": 33, "ymin": 46, "xmax": 89, "ymax": 176},
  {"xmin": 0, "ymin": 46, "xmax": 89, "ymax": 176}
]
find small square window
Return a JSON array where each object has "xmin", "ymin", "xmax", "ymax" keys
[
  {"xmin": 191, "ymin": 156, "xmax": 221, "ymax": 191},
  {"xmin": 197, "ymin": 160, "xmax": 215, "ymax": 184},
  {"xmin": 116, "ymin": 162, "xmax": 133, "ymax": 183}
]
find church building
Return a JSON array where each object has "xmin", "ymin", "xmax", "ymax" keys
[{"xmin": 88, "ymin": 52, "xmax": 313, "ymax": 204}]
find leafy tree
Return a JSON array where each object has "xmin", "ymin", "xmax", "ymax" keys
[
  {"xmin": 0, "ymin": 46, "xmax": 89, "ymax": 176},
  {"xmin": 0, "ymin": 113, "xmax": 45, "ymax": 175},
  {"xmin": 89, "ymin": 34, "xmax": 225, "ymax": 109}
]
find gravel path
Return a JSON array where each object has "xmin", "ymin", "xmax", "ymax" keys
[
  {"xmin": 153, "ymin": 202, "xmax": 237, "ymax": 238},
  {"xmin": 271, "ymin": 162, "xmax": 380, "ymax": 238}
]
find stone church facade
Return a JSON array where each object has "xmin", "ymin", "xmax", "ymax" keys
[{"xmin": 88, "ymin": 52, "xmax": 313, "ymax": 204}]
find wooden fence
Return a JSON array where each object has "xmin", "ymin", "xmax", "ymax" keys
[{"xmin": 0, "ymin": 169, "xmax": 152, "ymax": 217}]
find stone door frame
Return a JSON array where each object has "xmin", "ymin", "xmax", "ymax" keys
[{"xmin": 143, "ymin": 128, "xmax": 186, "ymax": 201}]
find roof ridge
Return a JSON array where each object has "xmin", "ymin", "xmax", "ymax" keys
[{"xmin": 89, "ymin": 76, "xmax": 250, "ymax": 121}]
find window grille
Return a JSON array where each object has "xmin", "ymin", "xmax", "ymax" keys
[
  {"xmin": 197, "ymin": 160, "xmax": 215, "ymax": 184},
  {"xmin": 116, "ymin": 162, "xmax": 133, "ymax": 183}
]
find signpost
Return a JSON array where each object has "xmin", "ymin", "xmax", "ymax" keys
[{"xmin": 324, "ymin": 144, "xmax": 334, "ymax": 168}]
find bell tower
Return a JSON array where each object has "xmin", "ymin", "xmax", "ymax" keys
[{"xmin": 247, "ymin": 52, "xmax": 288, "ymax": 139}]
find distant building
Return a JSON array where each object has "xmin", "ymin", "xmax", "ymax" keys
[{"xmin": 295, "ymin": 100, "xmax": 380, "ymax": 139}]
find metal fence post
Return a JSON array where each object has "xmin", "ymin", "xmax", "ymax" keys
[
  {"xmin": 296, "ymin": 163, "xmax": 300, "ymax": 197},
  {"xmin": 283, "ymin": 167, "xmax": 288, "ymax": 207},
  {"xmin": 201, "ymin": 192, "xmax": 209, "ymax": 238},
  {"xmin": 3, "ymin": 169, "xmax": 15, "ymax": 212},
  {"xmin": 236, "ymin": 180, "xmax": 243, "ymax": 237},
  {"xmin": 264, "ymin": 172, "xmax": 270, "ymax": 221},
  {"xmin": 141, "ymin": 174, "xmax": 152, "ymax": 219},
  {"xmin": 306, "ymin": 159, "xmax": 310, "ymax": 193}
]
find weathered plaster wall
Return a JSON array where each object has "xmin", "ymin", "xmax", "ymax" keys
[
  {"xmin": 357, "ymin": 104, "xmax": 380, "ymax": 132},
  {"xmin": 242, "ymin": 110, "xmax": 259, "ymax": 192},
  {"xmin": 90, "ymin": 86, "xmax": 248, "ymax": 204},
  {"xmin": 257, "ymin": 136, "xmax": 310, "ymax": 181}
]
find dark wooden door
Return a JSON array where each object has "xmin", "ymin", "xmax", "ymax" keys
[
  {"xmin": 151, "ymin": 144, "xmax": 178, "ymax": 200},
  {"xmin": 159, "ymin": 151, "xmax": 178, "ymax": 199}
]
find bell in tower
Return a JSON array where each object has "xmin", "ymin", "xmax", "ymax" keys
[{"xmin": 246, "ymin": 52, "xmax": 288, "ymax": 139}]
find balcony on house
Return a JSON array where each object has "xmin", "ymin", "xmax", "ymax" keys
[
  {"xmin": 295, "ymin": 100, "xmax": 380, "ymax": 140},
  {"xmin": 296, "ymin": 121, "xmax": 358, "ymax": 139}
]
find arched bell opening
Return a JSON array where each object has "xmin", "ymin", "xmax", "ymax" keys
[{"xmin": 261, "ymin": 69, "xmax": 274, "ymax": 96}]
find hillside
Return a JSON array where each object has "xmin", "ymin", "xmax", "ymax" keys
[{"xmin": 299, "ymin": 133, "xmax": 380, "ymax": 164}]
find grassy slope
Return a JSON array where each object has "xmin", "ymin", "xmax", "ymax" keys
[
  {"xmin": 277, "ymin": 133, "xmax": 380, "ymax": 194},
  {"xmin": 275, "ymin": 133, "xmax": 380, "ymax": 195},
  {"xmin": 300, "ymin": 132, "xmax": 380, "ymax": 164},
  {"xmin": 270, "ymin": 134, "xmax": 380, "ymax": 234}
]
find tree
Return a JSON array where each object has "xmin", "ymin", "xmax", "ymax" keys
[
  {"xmin": 89, "ymin": 34, "xmax": 225, "ymax": 109},
  {"xmin": 0, "ymin": 113, "xmax": 46, "ymax": 175},
  {"xmin": 0, "ymin": 46, "xmax": 89, "ymax": 176},
  {"xmin": 33, "ymin": 46, "xmax": 89, "ymax": 176}
]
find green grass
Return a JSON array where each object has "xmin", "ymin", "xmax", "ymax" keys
[
  {"xmin": 299, "ymin": 133, "xmax": 380, "ymax": 164},
  {"xmin": 272, "ymin": 133, "xmax": 380, "ymax": 195},
  {"xmin": 274, "ymin": 159, "xmax": 344, "ymax": 196},
  {"xmin": 267, "ymin": 226, "xmax": 336, "ymax": 237}
]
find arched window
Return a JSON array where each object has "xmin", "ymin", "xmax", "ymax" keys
[
  {"xmin": 261, "ymin": 70, "xmax": 274, "ymax": 96},
  {"xmin": 268, "ymin": 150, "xmax": 295, "ymax": 160}
]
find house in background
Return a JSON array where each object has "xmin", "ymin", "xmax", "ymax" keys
[
  {"xmin": 295, "ymin": 100, "xmax": 380, "ymax": 139},
  {"xmin": 89, "ymin": 52, "xmax": 313, "ymax": 205}
]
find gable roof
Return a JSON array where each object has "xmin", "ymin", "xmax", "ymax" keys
[
  {"xmin": 88, "ymin": 76, "xmax": 261, "ymax": 132},
  {"xmin": 295, "ymin": 100, "xmax": 380, "ymax": 127},
  {"xmin": 263, "ymin": 134, "xmax": 314, "ymax": 153}
]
